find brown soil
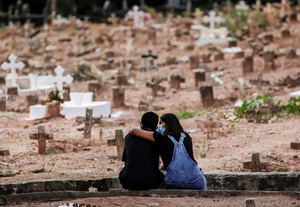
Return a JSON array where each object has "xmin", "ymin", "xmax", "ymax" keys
[
  {"xmin": 11, "ymin": 195, "xmax": 300, "ymax": 207},
  {"xmin": 1, "ymin": 16, "xmax": 300, "ymax": 185}
]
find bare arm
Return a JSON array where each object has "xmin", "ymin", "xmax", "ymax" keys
[{"xmin": 130, "ymin": 128, "xmax": 155, "ymax": 142}]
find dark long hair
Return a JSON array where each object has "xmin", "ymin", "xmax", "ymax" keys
[{"xmin": 160, "ymin": 113, "xmax": 184, "ymax": 137}]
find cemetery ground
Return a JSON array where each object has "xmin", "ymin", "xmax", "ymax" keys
[{"xmin": 0, "ymin": 6, "xmax": 300, "ymax": 206}]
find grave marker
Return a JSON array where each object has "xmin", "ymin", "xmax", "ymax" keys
[
  {"xmin": 116, "ymin": 70, "xmax": 128, "ymax": 86},
  {"xmin": 197, "ymin": 117, "xmax": 223, "ymax": 139},
  {"xmin": 189, "ymin": 55, "xmax": 199, "ymax": 69},
  {"xmin": 107, "ymin": 129, "xmax": 125, "ymax": 160},
  {"xmin": 193, "ymin": 69, "xmax": 206, "ymax": 87},
  {"xmin": 202, "ymin": 11, "xmax": 222, "ymax": 39},
  {"xmin": 262, "ymin": 50, "xmax": 276, "ymax": 71},
  {"xmin": 290, "ymin": 142, "xmax": 300, "ymax": 150},
  {"xmin": 200, "ymin": 84, "xmax": 214, "ymax": 107},
  {"xmin": 1, "ymin": 54, "xmax": 25, "ymax": 87},
  {"xmin": 0, "ymin": 149, "xmax": 9, "ymax": 156},
  {"xmin": 242, "ymin": 55, "xmax": 254, "ymax": 74},
  {"xmin": 112, "ymin": 86, "xmax": 125, "ymax": 107},
  {"xmin": 0, "ymin": 97, "xmax": 6, "ymax": 111},
  {"xmin": 141, "ymin": 50, "xmax": 158, "ymax": 72},
  {"xmin": 146, "ymin": 76, "xmax": 166, "ymax": 97},
  {"xmin": 245, "ymin": 198, "xmax": 256, "ymax": 207},
  {"xmin": 169, "ymin": 72, "xmax": 185, "ymax": 89},
  {"xmin": 29, "ymin": 126, "xmax": 53, "ymax": 155},
  {"xmin": 84, "ymin": 108, "xmax": 93, "ymax": 138},
  {"xmin": 243, "ymin": 153, "xmax": 268, "ymax": 172},
  {"xmin": 48, "ymin": 65, "xmax": 73, "ymax": 99}
]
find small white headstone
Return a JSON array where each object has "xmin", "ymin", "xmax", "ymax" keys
[
  {"xmin": 1, "ymin": 54, "xmax": 25, "ymax": 87},
  {"xmin": 203, "ymin": 11, "xmax": 222, "ymax": 39}
]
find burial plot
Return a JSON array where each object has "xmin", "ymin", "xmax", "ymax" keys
[
  {"xmin": 83, "ymin": 108, "xmax": 93, "ymax": 138},
  {"xmin": 29, "ymin": 126, "xmax": 53, "ymax": 155},
  {"xmin": 112, "ymin": 86, "xmax": 125, "ymax": 108},
  {"xmin": 107, "ymin": 129, "xmax": 125, "ymax": 160},
  {"xmin": 146, "ymin": 76, "xmax": 166, "ymax": 97},
  {"xmin": 243, "ymin": 153, "xmax": 268, "ymax": 172},
  {"xmin": 200, "ymin": 84, "xmax": 214, "ymax": 107}
]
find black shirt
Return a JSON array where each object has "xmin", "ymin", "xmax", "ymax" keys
[
  {"xmin": 119, "ymin": 133, "xmax": 163, "ymax": 190},
  {"xmin": 153, "ymin": 131, "xmax": 197, "ymax": 170}
]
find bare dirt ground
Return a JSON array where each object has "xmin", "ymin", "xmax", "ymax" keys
[
  {"xmin": 1, "ymin": 16, "xmax": 300, "ymax": 186},
  {"xmin": 11, "ymin": 195, "xmax": 300, "ymax": 207}
]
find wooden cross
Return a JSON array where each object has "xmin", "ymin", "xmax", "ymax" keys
[
  {"xmin": 146, "ymin": 76, "xmax": 166, "ymax": 96},
  {"xmin": 169, "ymin": 73, "xmax": 185, "ymax": 90},
  {"xmin": 83, "ymin": 108, "xmax": 93, "ymax": 138},
  {"xmin": 107, "ymin": 129, "xmax": 125, "ymax": 160},
  {"xmin": 0, "ymin": 149, "xmax": 9, "ymax": 156},
  {"xmin": 243, "ymin": 153, "xmax": 268, "ymax": 172},
  {"xmin": 29, "ymin": 126, "xmax": 53, "ymax": 155},
  {"xmin": 141, "ymin": 50, "xmax": 158, "ymax": 72},
  {"xmin": 76, "ymin": 115, "xmax": 102, "ymax": 125},
  {"xmin": 197, "ymin": 117, "xmax": 222, "ymax": 139}
]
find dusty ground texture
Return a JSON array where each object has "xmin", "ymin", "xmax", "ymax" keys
[
  {"xmin": 10, "ymin": 195, "xmax": 300, "ymax": 207},
  {"xmin": 1, "ymin": 13, "xmax": 300, "ymax": 185}
]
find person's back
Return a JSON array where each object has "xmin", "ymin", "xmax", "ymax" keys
[{"xmin": 119, "ymin": 112, "xmax": 163, "ymax": 190}]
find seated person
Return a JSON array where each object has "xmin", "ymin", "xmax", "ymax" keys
[{"xmin": 119, "ymin": 112, "xmax": 164, "ymax": 190}]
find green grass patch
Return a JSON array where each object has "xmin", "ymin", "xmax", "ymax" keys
[
  {"xmin": 46, "ymin": 149, "xmax": 58, "ymax": 155},
  {"xmin": 176, "ymin": 109, "xmax": 201, "ymax": 120}
]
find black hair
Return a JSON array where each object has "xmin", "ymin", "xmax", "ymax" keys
[
  {"xmin": 141, "ymin": 111, "xmax": 159, "ymax": 131},
  {"xmin": 160, "ymin": 113, "xmax": 183, "ymax": 137}
]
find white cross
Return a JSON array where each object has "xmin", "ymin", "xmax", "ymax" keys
[
  {"xmin": 235, "ymin": 1, "xmax": 249, "ymax": 11},
  {"xmin": 1, "ymin": 54, "xmax": 25, "ymax": 87},
  {"xmin": 48, "ymin": 65, "xmax": 73, "ymax": 98},
  {"xmin": 202, "ymin": 11, "xmax": 222, "ymax": 39}
]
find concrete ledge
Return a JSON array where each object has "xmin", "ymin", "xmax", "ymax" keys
[{"xmin": 0, "ymin": 172, "xmax": 299, "ymax": 196}]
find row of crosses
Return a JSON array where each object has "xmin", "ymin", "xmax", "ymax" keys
[{"xmin": 1, "ymin": 54, "xmax": 73, "ymax": 98}]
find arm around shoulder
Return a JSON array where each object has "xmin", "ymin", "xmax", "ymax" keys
[{"xmin": 130, "ymin": 128, "xmax": 155, "ymax": 142}]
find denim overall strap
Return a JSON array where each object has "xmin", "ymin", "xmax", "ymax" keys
[{"xmin": 167, "ymin": 132, "xmax": 186, "ymax": 145}]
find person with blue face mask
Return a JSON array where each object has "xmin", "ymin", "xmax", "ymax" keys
[{"xmin": 130, "ymin": 113, "xmax": 207, "ymax": 190}]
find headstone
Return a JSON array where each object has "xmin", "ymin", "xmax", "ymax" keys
[
  {"xmin": 47, "ymin": 65, "xmax": 73, "ymax": 99},
  {"xmin": 189, "ymin": 55, "xmax": 199, "ymax": 69},
  {"xmin": 63, "ymin": 85, "xmax": 70, "ymax": 101},
  {"xmin": 1, "ymin": 54, "xmax": 25, "ymax": 87},
  {"xmin": 0, "ymin": 97, "xmax": 6, "ymax": 111},
  {"xmin": 7, "ymin": 87, "xmax": 18, "ymax": 96},
  {"xmin": 242, "ymin": 55, "xmax": 254, "ymax": 74},
  {"xmin": 289, "ymin": 13, "xmax": 297, "ymax": 22},
  {"xmin": 83, "ymin": 108, "xmax": 93, "ymax": 138},
  {"xmin": 141, "ymin": 50, "xmax": 158, "ymax": 72},
  {"xmin": 281, "ymin": 27, "xmax": 290, "ymax": 38},
  {"xmin": 46, "ymin": 100, "xmax": 60, "ymax": 118},
  {"xmin": 29, "ymin": 126, "xmax": 53, "ymax": 155},
  {"xmin": 193, "ymin": 69, "xmax": 206, "ymax": 87},
  {"xmin": 228, "ymin": 40, "xmax": 237, "ymax": 47},
  {"xmin": 107, "ymin": 129, "xmax": 125, "ymax": 160},
  {"xmin": 243, "ymin": 153, "xmax": 268, "ymax": 172},
  {"xmin": 245, "ymin": 198, "xmax": 256, "ymax": 207},
  {"xmin": 146, "ymin": 76, "xmax": 166, "ymax": 97},
  {"xmin": 169, "ymin": 72, "xmax": 185, "ymax": 90},
  {"xmin": 112, "ymin": 86, "xmax": 125, "ymax": 107},
  {"xmin": 116, "ymin": 70, "xmax": 128, "ymax": 86},
  {"xmin": 0, "ymin": 149, "xmax": 9, "ymax": 156},
  {"xmin": 291, "ymin": 142, "xmax": 300, "ymax": 150},
  {"xmin": 197, "ymin": 117, "xmax": 222, "ymax": 139},
  {"xmin": 262, "ymin": 50, "xmax": 276, "ymax": 71},
  {"xmin": 286, "ymin": 48, "xmax": 297, "ymax": 59},
  {"xmin": 26, "ymin": 95, "xmax": 39, "ymax": 107},
  {"xmin": 88, "ymin": 81, "xmax": 102, "ymax": 94},
  {"xmin": 200, "ymin": 84, "xmax": 214, "ymax": 107}
]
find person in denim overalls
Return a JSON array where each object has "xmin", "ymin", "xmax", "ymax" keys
[{"xmin": 131, "ymin": 113, "xmax": 207, "ymax": 190}]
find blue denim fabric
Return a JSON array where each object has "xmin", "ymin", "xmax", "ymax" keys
[{"xmin": 164, "ymin": 133, "xmax": 207, "ymax": 190}]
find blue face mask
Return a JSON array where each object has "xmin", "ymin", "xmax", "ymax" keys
[{"xmin": 157, "ymin": 124, "xmax": 165, "ymax": 134}]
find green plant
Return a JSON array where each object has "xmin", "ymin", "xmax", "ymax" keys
[
  {"xmin": 176, "ymin": 109, "xmax": 201, "ymax": 119},
  {"xmin": 284, "ymin": 97, "xmax": 300, "ymax": 115},
  {"xmin": 236, "ymin": 94, "xmax": 273, "ymax": 116},
  {"xmin": 48, "ymin": 89, "xmax": 63, "ymax": 102},
  {"xmin": 46, "ymin": 149, "xmax": 58, "ymax": 155}
]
